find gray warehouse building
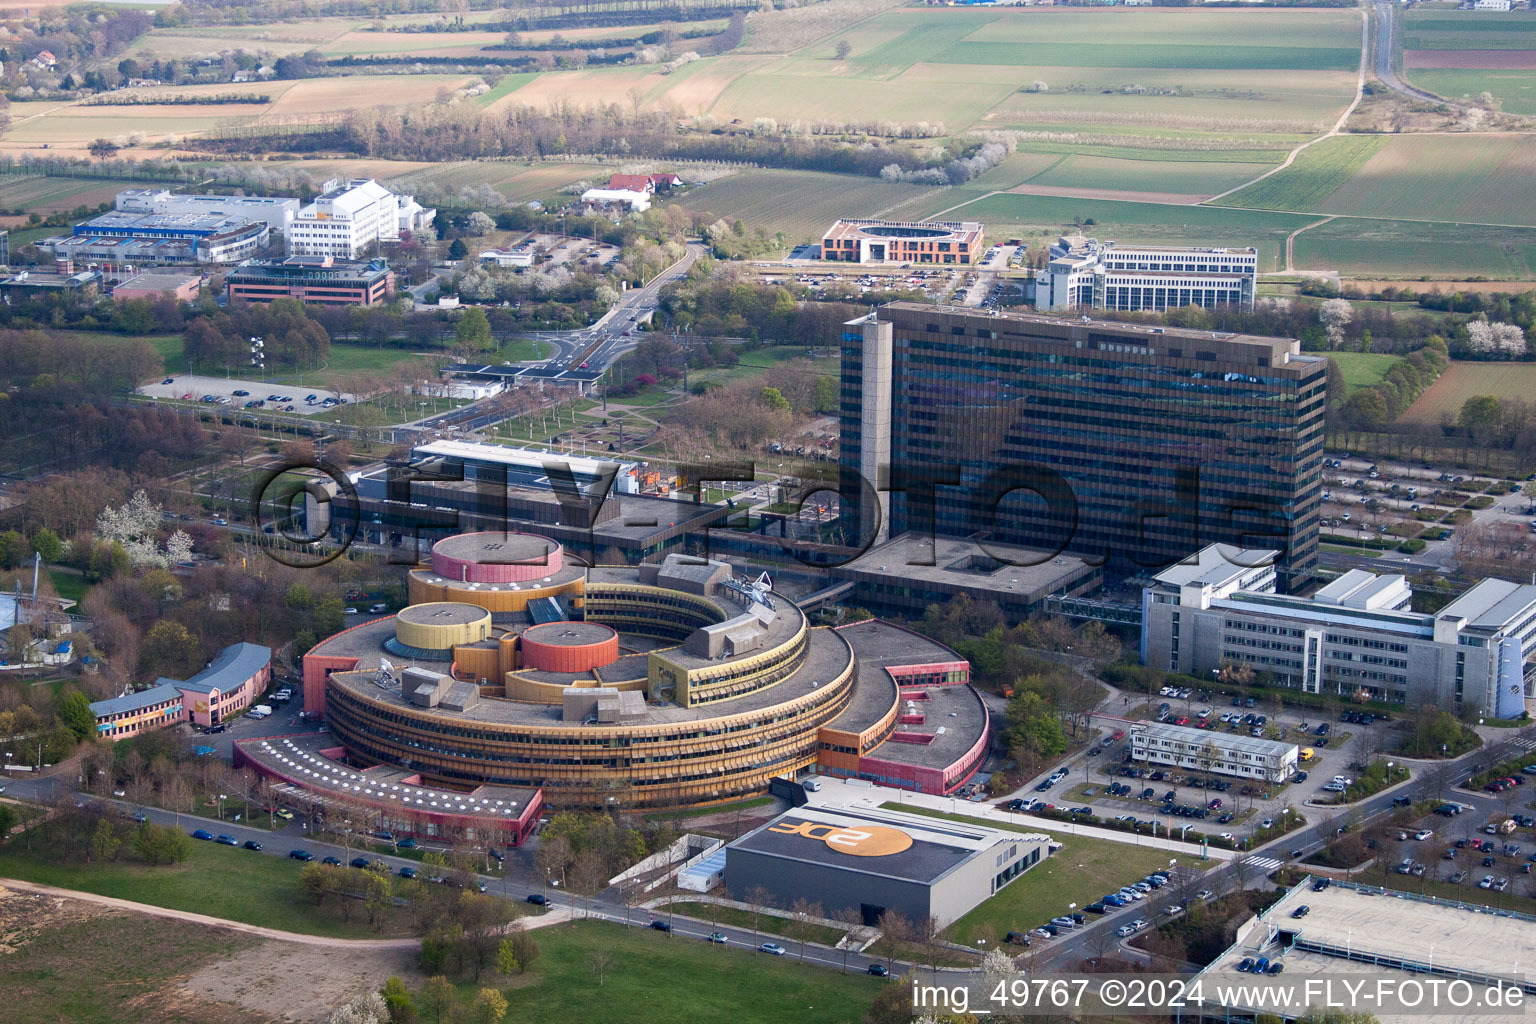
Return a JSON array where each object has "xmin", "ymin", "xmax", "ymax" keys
[{"xmin": 724, "ymin": 805, "xmax": 1051, "ymax": 928}]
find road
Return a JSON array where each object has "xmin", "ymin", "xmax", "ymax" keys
[
  {"xmin": 1369, "ymin": 0, "xmax": 1466, "ymax": 110},
  {"xmin": 403, "ymin": 241, "xmax": 707, "ymax": 434}
]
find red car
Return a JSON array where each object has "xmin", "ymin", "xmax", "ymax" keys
[{"xmin": 1174, "ymin": 717, "xmax": 1190, "ymax": 726}]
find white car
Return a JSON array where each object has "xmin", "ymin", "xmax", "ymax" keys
[
  {"xmin": 1195, "ymin": 889, "xmax": 1215, "ymax": 901},
  {"xmin": 1130, "ymin": 918, "xmax": 1148, "ymax": 930},
  {"xmin": 1164, "ymin": 904, "xmax": 1184, "ymax": 916},
  {"xmin": 1116, "ymin": 923, "xmax": 1136, "ymax": 937},
  {"xmin": 759, "ymin": 943, "xmax": 787, "ymax": 955},
  {"xmin": 1414, "ymin": 829, "xmax": 1434, "ymax": 841},
  {"xmin": 1119, "ymin": 889, "xmax": 1146, "ymax": 901},
  {"xmin": 1219, "ymin": 832, "xmax": 1236, "ymax": 841}
]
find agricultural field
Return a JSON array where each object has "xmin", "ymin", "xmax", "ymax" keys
[
  {"xmin": 0, "ymin": 175, "xmax": 147, "ymax": 214},
  {"xmin": 1218, "ymin": 135, "xmax": 1384, "ymax": 212},
  {"xmin": 1401, "ymin": 10, "xmax": 1536, "ymax": 114},
  {"xmin": 391, "ymin": 161, "xmax": 613, "ymax": 205},
  {"xmin": 1400, "ymin": 362, "xmax": 1536, "ymax": 425},
  {"xmin": 1022, "ymin": 153, "xmax": 1277, "ymax": 203},
  {"xmin": 934, "ymin": 190, "xmax": 1313, "ymax": 271},
  {"xmin": 674, "ymin": 169, "xmax": 938, "ymax": 242},
  {"xmin": 1292, "ymin": 217, "xmax": 1536, "ymax": 280},
  {"xmin": 1312, "ymin": 135, "xmax": 1536, "ymax": 227}
]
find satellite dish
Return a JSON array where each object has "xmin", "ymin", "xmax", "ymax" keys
[{"xmin": 378, "ymin": 657, "xmax": 394, "ymax": 672}]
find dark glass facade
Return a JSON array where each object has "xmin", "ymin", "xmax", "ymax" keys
[{"xmin": 840, "ymin": 303, "xmax": 1326, "ymax": 577}]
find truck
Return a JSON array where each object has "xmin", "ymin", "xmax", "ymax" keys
[{"xmin": 249, "ymin": 704, "xmax": 273, "ymax": 719}]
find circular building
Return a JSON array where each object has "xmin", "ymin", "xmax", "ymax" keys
[
  {"xmin": 520, "ymin": 621, "xmax": 619, "ymax": 673},
  {"xmin": 303, "ymin": 543, "xmax": 987, "ymax": 811},
  {"xmin": 429, "ymin": 532, "xmax": 563, "ymax": 583},
  {"xmin": 389, "ymin": 603, "xmax": 492, "ymax": 659}
]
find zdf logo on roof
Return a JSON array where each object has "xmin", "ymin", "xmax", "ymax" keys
[{"xmin": 768, "ymin": 819, "xmax": 914, "ymax": 857}]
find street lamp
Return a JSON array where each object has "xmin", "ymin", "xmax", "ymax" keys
[{"xmin": 217, "ymin": 793, "xmax": 227, "ymax": 820}]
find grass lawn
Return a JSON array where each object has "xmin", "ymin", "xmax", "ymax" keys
[
  {"xmin": 662, "ymin": 901, "xmax": 846, "ymax": 947},
  {"xmin": 438, "ymin": 919, "xmax": 883, "ymax": 1024},
  {"xmin": 644, "ymin": 795, "xmax": 774, "ymax": 821},
  {"xmin": 1326, "ymin": 352, "xmax": 1399, "ymax": 395},
  {"xmin": 46, "ymin": 568, "xmax": 88, "ymax": 604},
  {"xmin": 3, "ymin": 907, "xmax": 261, "ymax": 1024},
  {"xmin": 878, "ymin": 804, "xmax": 1187, "ymax": 944},
  {"xmin": 1218, "ymin": 135, "xmax": 1384, "ymax": 212},
  {"xmin": 0, "ymin": 838, "xmax": 416, "ymax": 938}
]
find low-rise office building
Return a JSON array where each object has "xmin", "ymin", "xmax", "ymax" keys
[
  {"xmin": 112, "ymin": 271, "xmax": 202, "ymax": 303},
  {"xmin": 1128, "ymin": 720, "xmax": 1298, "ymax": 782},
  {"xmin": 41, "ymin": 211, "xmax": 270, "ymax": 266},
  {"xmin": 0, "ymin": 269, "xmax": 102, "ymax": 300},
  {"xmin": 89, "ymin": 682, "xmax": 184, "ymax": 741},
  {"xmin": 89, "ymin": 641, "xmax": 271, "ymax": 737},
  {"xmin": 1142, "ymin": 542, "xmax": 1536, "ymax": 717},
  {"xmin": 725, "ymin": 805, "xmax": 1051, "ymax": 927},
  {"xmin": 226, "ymin": 256, "xmax": 395, "ymax": 306},
  {"xmin": 115, "ymin": 188, "xmax": 300, "ymax": 234},
  {"xmin": 1034, "ymin": 235, "xmax": 1257, "ymax": 312},
  {"xmin": 820, "ymin": 219, "xmax": 983, "ymax": 265},
  {"xmin": 286, "ymin": 178, "xmax": 434, "ymax": 260}
]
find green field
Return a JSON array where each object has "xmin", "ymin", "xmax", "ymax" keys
[
  {"xmin": 1027, "ymin": 153, "xmax": 1277, "ymax": 198},
  {"xmin": 0, "ymin": 839, "xmax": 417, "ymax": 939},
  {"xmin": 1327, "ymin": 352, "xmax": 1399, "ymax": 395},
  {"xmin": 1219, "ymin": 135, "xmax": 1385, "ymax": 212},
  {"xmin": 880, "ymin": 804, "xmax": 1183, "ymax": 945},
  {"xmin": 450, "ymin": 920, "xmax": 883, "ymax": 1024},
  {"xmin": 936, "ymin": 42, "xmax": 1357, "ymax": 70},
  {"xmin": 937, "ymin": 190, "xmax": 1312, "ymax": 270},
  {"xmin": 1294, "ymin": 217, "xmax": 1536, "ymax": 279},
  {"xmin": 676, "ymin": 170, "xmax": 935, "ymax": 241},
  {"xmin": 663, "ymin": 901, "xmax": 845, "ymax": 946},
  {"xmin": 1402, "ymin": 11, "xmax": 1536, "ymax": 49},
  {"xmin": 1304, "ymin": 135, "xmax": 1536, "ymax": 226},
  {"xmin": 1408, "ymin": 68, "xmax": 1536, "ymax": 116}
]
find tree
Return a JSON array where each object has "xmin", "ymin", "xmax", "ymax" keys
[
  {"xmin": 589, "ymin": 947, "xmax": 616, "ymax": 986},
  {"xmin": 300, "ymin": 862, "xmax": 335, "ymax": 905},
  {"xmin": 96, "ymin": 490, "xmax": 192, "ymax": 568},
  {"xmin": 31, "ymin": 528, "xmax": 61, "ymax": 563},
  {"xmin": 0, "ymin": 530, "xmax": 28, "ymax": 569},
  {"xmin": 465, "ymin": 212, "xmax": 496, "ymax": 236},
  {"xmin": 88, "ymin": 138, "xmax": 119, "ymax": 161},
  {"xmin": 455, "ymin": 307, "xmax": 493, "ymax": 351},
  {"xmin": 1319, "ymin": 298, "xmax": 1354, "ymax": 348},
  {"xmin": 329, "ymin": 992, "xmax": 389, "ymax": 1024},
  {"xmin": 831, "ymin": 905, "xmax": 863, "ymax": 972},
  {"xmin": 448, "ymin": 238, "xmax": 469, "ymax": 259},
  {"xmin": 469, "ymin": 988, "xmax": 507, "ymax": 1024},
  {"xmin": 381, "ymin": 977, "xmax": 415, "ymax": 1024},
  {"xmin": 496, "ymin": 927, "xmax": 539, "ymax": 975},
  {"xmin": 90, "ymin": 818, "xmax": 123, "ymax": 862},
  {"xmin": 788, "ymin": 897, "xmax": 823, "ymax": 961},
  {"xmin": 419, "ymin": 976, "xmax": 455, "ymax": 1024},
  {"xmin": 760, "ymin": 386, "xmax": 791, "ymax": 413},
  {"xmin": 140, "ymin": 619, "xmax": 200, "ymax": 679},
  {"xmin": 59, "ymin": 692, "xmax": 96, "ymax": 742},
  {"xmin": 834, "ymin": 40, "xmax": 852, "ymax": 60}
]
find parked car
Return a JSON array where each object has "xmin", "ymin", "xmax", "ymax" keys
[
  {"xmin": 759, "ymin": 943, "xmax": 787, "ymax": 955},
  {"xmin": 289, "ymin": 849, "xmax": 314, "ymax": 861},
  {"xmin": 322, "ymin": 856, "xmax": 343, "ymax": 866},
  {"xmin": 650, "ymin": 920, "xmax": 672, "ymax": 932},
  {"xmin": 867, "ymin": 963, "xmax": 889, "ymax": 976},
  {"xmin": 527, "ymin": 894, "xmax": 549, "ymax": 906},
  {"xmin": 1291, "ymin": 905, "xmax": 1310, "ymax": 919},
  {"xmin": 191, "ymin": 829, "xmax": 214, "ymax": 841},
  {"xmin": 215, "ymin": 834, "xmax": 237, "ymax": 846},
  {"xmin": 398, "ymin": 866, "xmax": 418, "ymax": 879},
  {"xmin": 350, "ymin": 857, "xmax": 372, "ymax": 869},
  {"xmin": 242, "ymin": 840, "xmax": 262, "ymax": 851}
]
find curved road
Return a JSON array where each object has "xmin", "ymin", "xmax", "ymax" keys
[{"xmin": 1370, "ymin": 0, "xmax": 1467, "ymax": 109}]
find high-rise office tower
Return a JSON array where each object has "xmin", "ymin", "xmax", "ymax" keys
[{"xmin": 838, "ymin": 302, "xmax": 1327, "ymax": 577}]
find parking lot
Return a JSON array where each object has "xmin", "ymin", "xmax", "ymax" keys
[
  {"xmin": 1320, "ymin": 454, "xmax": 1533, "ymax": 568},
  {"xmin": 138, "ymin": 374, "xmax": 359, "ymax": 415},
  {"xmin": 1020, "ymin": 687, "xmax": 1401, "ymax": 844}
]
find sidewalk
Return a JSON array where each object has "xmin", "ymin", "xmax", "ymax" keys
[{"xmin": 807, "ymin": 777, "xmax": 1234, "ymax": 863}]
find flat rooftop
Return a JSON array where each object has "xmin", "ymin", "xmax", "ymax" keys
[
  {"xmin": 872, "ymin": 680, "xmax": 988, "ymax": 771},
  {"xmin": 396, "ymin": 603, "xmax": 490, "ymax": 627},
  {"xmin": 523, "ymin": 621, "xmax": 614, "ymax": 647},
  {"xmin": 1151, "ymin": 545, "xmax": 1279, "ymax": 589},
  {"xmin": 323, "ymin": 619, "xmax": 854, "ymax": 726},
  {"xmin": 1199, "ymin": 878, "xmax": 1536, "ymax": 1023},
  {"xmin": 1133, "ymin": 720, "xmax": 1296, "ymax": 759},
  {"xmin": 730, "ymin": 804, "xmax": 1043, "ymax": 884},
  {"xmin": 432, "ymin": 531, "xmax": 561, "ymax": 566},
  {"xmin": 236, "ymin": 733, "xmax": 537, "ymax": 818},
  {"xmin": 831, "ymin": 533, "xmax": 1094, "ymax": 600},
  {"xmin": 879, "ymin": 300, "xmax": 1302, "ymax": 354},
  {"xmin": 1440, "ymin": 577, "xmax": 1536, "ymax": 632},
  {"xmin": 414, "ymin": 440, "xmax": 634, "ymax": 479}
]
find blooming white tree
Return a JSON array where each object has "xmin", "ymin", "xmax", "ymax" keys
[
  {"xmin": 96, "ymin": 490, "xmax": 193, "ymax": 568},
  {"xmin": 328, "ymin": 992, "xmax": 388, "ymax": 1024},
  {"xmin": 1319, "ymin": 298, "xmax": 1354, "ymax": 348},
  {"xmin": 981, "ymin": 946, "xmax": 1020, "ymax": 991},
  {"xmin": 465, "ymin": 211, "xmax": 496, "ymax": 236},
  {"xmin": 1466, "ymin": 319, "xmax": 1529, "ymax": 356}
]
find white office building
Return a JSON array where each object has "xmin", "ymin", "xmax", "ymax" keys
[
  {"xmin": 286, "ymin": 179, "xmax": 436, "ymax": 260},
  {"xmin": 1129, "ymin": 720, "xmax": 1298, "ymax": 782},
  {"xmin": 1142, "ymin": 543, "xmax": 1536, "ymax": 718},
  {"xmin": 115, "ymin": 188, "xmax": 300, "ymax": 234},
  {"xmin": 1034, "ymin": 235, "xmax": 1257, "ymax": 313}
]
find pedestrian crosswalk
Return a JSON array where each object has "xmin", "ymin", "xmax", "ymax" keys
[
  {"xmin": 1246, "ymin": 855, "xmax": 1283, "ymax": 872},
  {"xmin": 1513, "ymin": 737, "xmax": 1536, "ymax": 752}
]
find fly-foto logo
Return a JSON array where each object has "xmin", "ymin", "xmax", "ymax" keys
[{"xmin": 767, "ymin": 819, "xmax": 914, "ymax": 857}]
